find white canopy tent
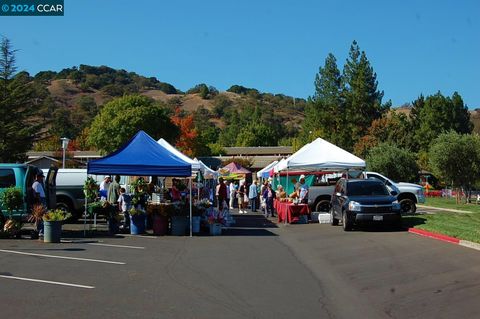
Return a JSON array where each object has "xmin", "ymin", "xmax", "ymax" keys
[
  {"xmin": 275, "ymin": 137, "xmax": 365, "ymax": 172},
  {"xmin": 195, "ymin": 159, "xmax": 218, "ymax": 179},
  {"xmin": 157, "ymin": 138, "xmax": 201, "ymax": 171},
  {"xmin": 256, "ymin": 160, "xmax": 278, "ymax": 178}
]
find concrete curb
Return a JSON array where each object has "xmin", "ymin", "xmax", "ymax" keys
[{"xmin": 408, "ymin": 228, "xmax": 480, "ymax": 252}]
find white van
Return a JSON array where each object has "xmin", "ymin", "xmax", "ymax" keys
[{"xmin": 42, "ymin": 169, "xmax": 118, "ymax": 219}]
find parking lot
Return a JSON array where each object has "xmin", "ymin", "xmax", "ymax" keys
[{"xmin": 2, "ymin": 214, "xmax": 480, "ymax": 319}]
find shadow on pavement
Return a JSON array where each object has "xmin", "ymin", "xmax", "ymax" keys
[{"xmin": 354, "ymin": 216, "xmax": 427, "ymax": 233}]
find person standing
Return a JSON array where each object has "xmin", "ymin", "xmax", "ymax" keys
[
  {"xmin": 225, "ymin": 180, "xmax": 231, "ymax": 211},
  {"xmin": 32, "ymin": 172, "xmax": 46, "ymax": 237},
  {"xmin": 229, "ymin": 181, "xmax": 236, "ymax": 209},
  {"xmin": 237, "ymin": 180, "xmax": 246, "ymax": 214},
  {"xmin": 262, "ymin": 183, "xmax": 276, "ymax": 217},
  {"xmin": 107, "ymin": 175, "xmax": 121, "ymax": 205},
  {"xmin": 249, "ymin": 180, "xmax": 258, "ymax": 212},
  {"xmin": 99, "ymin": 176, "xmax": 111, "ymax": 201},
  {"xmin": 216, "ymin": 177, "xmax": 228, "ymax": 210},
  {"xmin": 298, "ymin": 175, "xmax": 309, "ymax": 204},
  {"xmin": 117, "ymin": 187, "xmax": 131, "ymax": 231}
]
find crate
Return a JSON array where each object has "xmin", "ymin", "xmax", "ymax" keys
[{"xmin": 317, "ymin": 213, "xmax": 332, "ymax": 224}]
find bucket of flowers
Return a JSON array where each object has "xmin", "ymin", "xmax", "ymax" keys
[{"xmin": 206, "ymin": 208, "xmax": 225, "ymax": 236}]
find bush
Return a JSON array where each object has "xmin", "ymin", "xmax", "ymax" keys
[{"xmin": 366, "ymin": 143, "xmax": 418, "ymax": 182}]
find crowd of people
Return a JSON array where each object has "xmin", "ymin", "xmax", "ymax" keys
[{"xmin": 214, "ymin": 175, "xmax": 310, "ymax": 218}]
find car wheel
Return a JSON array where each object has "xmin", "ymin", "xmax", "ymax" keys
[
  {"xmin": 399, "ymin": 199, "xmax": 416, "ymax": 214},
  {"xmin": 342, "ymin": 211, "xmax": 352, "ymax": 231},
  {"xmin": 316, "ymin": 200, "xmax": 331, "ymax": 213},
  {"xmin": 330, "ymin": 207, "xmax": 339, "ymax": 226}
]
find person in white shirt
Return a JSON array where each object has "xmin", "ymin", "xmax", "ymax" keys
[
  {"xmin": 99, "ymin": 176, "xmax": 111, "ymax": 201},
  {"xmin": 32, "ymin": 172, "xmax": 46, "ymax": 207}
]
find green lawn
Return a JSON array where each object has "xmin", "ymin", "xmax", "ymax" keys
[
  {"xmin": 421, "ymin": 197, "xmax": 480, "ymax": 213},
  {"xmin": 403, "ymin": 197, "xmax": 480, "ymax": 243}
]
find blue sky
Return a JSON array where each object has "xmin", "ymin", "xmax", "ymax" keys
[{"xmin": 1, "ymin": 0, "xmax": 479, "ymax": 107}]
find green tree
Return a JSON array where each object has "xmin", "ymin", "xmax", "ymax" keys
[
  {"xmin": 366, "ymin": 143, "xmax": 419, "ymax": 182},
  {"xmin": 429, "ymin": 131, "xmax": 480, "ymax": 200},
  {"xmin": 87, "ymin": 95, "xmax": 179, "ymax": 153},
  {"xmin": 303, "ymin": 53, "xmax": 345, "ymax": 147},
  {"xmin": 342, "ymin": 40, "xmax": 390, "ymax": 151},
  {"xmin": 414, "ymin": 92, "xmax": 473, "ymax": 151},
  {"xmin": 0, "ymin": 38, "xmax": 42, "ymax": 162}
]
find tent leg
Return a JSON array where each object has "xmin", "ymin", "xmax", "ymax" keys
[
  {"xmin": 285, "ymin": 169, "xmax": 289, "ymax": 225},
  {"xmin": 189, "ymin": 177, "xmax": 192, "ymax": 238},
  {"xmin": 84, "ymin": 197, "xmax": 87, "ymax": 238}
]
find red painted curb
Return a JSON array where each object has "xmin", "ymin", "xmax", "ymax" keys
[{"xmin": 408, "ymin": 228, "xmax": 460, "ymax": 244}]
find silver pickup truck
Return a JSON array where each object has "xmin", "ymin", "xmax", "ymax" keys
[{"xmin": 308, "ymin": 172, "xmax": 425, "ymax": 214}]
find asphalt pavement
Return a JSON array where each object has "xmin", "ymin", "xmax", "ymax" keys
[{"xmin": 1, "ymin": 213, "xmax": 480, "ymax": 319}]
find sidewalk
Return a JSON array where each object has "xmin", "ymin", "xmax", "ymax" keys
[{"xmin": 417, "ymin": 204, "xmax": 473, "ymax": 214}]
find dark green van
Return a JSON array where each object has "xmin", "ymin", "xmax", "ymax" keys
[{"xmin": 0, "ymin": 164, "xmax": 57, "ymax": 222}]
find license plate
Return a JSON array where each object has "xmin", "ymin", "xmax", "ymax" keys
[{"xmin": 373, "ymin": 215, "xmax": 383, "ymax": 221}]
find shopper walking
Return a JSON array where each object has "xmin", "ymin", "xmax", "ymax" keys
[{"xmin": 249, "ymin": 180, "xmax": 258, "ymax": 212}]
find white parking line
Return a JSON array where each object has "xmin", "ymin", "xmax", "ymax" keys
[
  {"xmin": 87, "ymin": 243, "xmax": 145, "ymax": 249},
  {"xmin": 0, "ymin": 275, "xmax": 94, "ymax": 289},
  {"xmin": 0, "ymin": 249, "xmax": 125, "ymax": 265}
]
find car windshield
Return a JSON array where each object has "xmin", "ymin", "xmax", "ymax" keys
[{"xmin": 347, "ymin": 182, "xmax": 390, "ymax": 196}]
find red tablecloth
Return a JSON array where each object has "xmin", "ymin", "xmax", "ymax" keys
[{"xmin": 275, "ymin": 199, "xmax": 311, "ymax": 223}]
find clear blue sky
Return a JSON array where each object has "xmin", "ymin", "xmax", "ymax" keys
[{"xmin": 1, "ymin": 0, "xmax": 479, "ymax": 107}]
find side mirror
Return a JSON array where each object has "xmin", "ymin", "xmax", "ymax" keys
[{"xmin": 390, "ymin": 190, "xmax": 398, "ymax": 196}]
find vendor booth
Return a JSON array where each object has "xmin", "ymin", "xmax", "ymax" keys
[
  {"xmin": 271, "ymin": 138, "xmax": 366, "ymax": 224},
  {"xmin": 87, "ymin": 131, "xmax": 196, "ymax": 236}
]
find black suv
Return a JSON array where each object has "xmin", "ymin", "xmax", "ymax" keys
[{"xmin": 330, "ymin": 178, "xmax": 401, "ymax": 231}]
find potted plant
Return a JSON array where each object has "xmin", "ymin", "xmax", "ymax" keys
[
  {"xmin": 170, "ymin": 202, "xmax": 188, "ymax": 236},
  {"xmin": 42, "ymin": 209, "xmax": 71, "ymax": 243},
  {"xmin": 0, "ymin": 187, "xmax": 24, "ymax": 238},
  {"xmin": 193, "ymin": 199, "xmax": 211, "ymax": 233},
  {"xmin": 148, "ymin": 204, "xmax": 171, "ymax": 236},
  {"xmin": 27, "ymin": 204, "xmax": 46, "ymax": 239},
  {"xmin": 129, "ymin": 207, "xmax": 146, "ymax": 235},
  {"xmin": 206, "ymin": 208, "xmax": 225, "ymax": 236},
  {"xmin": 103, "ymin": 201, "xmax": 120, "ymax": 235},
  {"xmin": 83, "ymin": 177, "xmax": 99, "ymax": 202}
]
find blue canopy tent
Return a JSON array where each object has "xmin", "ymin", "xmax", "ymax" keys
[
  {"xmin": 87, "ymin": 131, "xmax": 191, "ymax": 176},
  {"xmin": 87, "ymin": 130, "xmax": 195, "ymax": 236}
]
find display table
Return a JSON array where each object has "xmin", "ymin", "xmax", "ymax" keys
[{"xmin": 275, "ymin": 200, "xmax": 311, "ymax": 223}]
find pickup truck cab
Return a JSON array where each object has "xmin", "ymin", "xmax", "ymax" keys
[
  {"xmin": 0, "ymin": 164, "xmax": 57, "ymax": 222},
  {"xmin": 364, "ymin": 171, "xmax": 425, "ymax": 214}
]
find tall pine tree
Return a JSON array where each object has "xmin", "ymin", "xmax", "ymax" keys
[
  {"xmin": 342, "ymin": 40, "xmax": 389, "ymax": 151},
  {"xmin": 0, "ymin": 38, "xmax": 40, "ymax": 162},
  {"xmin": 303, "ymin": 53, "xmax": 345, "ymax": 146}
]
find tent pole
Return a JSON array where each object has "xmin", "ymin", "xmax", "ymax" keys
[
  {"xmin": 189, "ymin": 177, "xmax": 192, "ymax": 238},
  {"xmin": 84, "ymin": 194, "xmax": 87, "ymax": 238},
  {"xmin": 285, "ymin": 168, "xmax": 289, "ymax": 225}
]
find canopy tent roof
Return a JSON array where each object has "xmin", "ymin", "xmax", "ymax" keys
[
  {"xmin": 219, "ymin": 162, "xmax": 251, "ymax": 175},
  {"xmin": 272, "ymin": 158, "xmax": 287, "ymax": 174},
  {"xmin": 256, "ymin": 160, "xmax": 278, "ymax": 178},
  {"xmin": 157, "ymin": 138, "xmax": 201, "ymax": 171},
  {"xmin": 195, "ymin": 159, "xmax": 218, "ymax": 179},
  {"xmin": 87, "ymin": 131, "xmax": 191, "ymax": 176},
  {"xmin": 275, "ymin": 138, "xmax": 365, "ymax": 172}
]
